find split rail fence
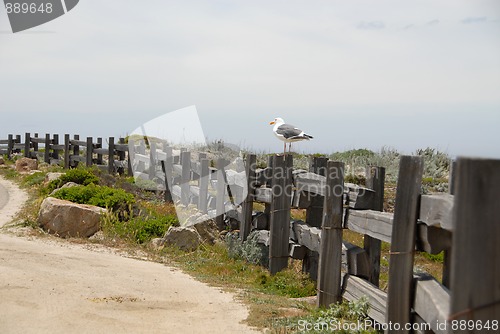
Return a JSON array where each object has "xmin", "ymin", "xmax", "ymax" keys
[{"xmin": 2, "ymin": 132, "xmax": 499, "ymax": 332}]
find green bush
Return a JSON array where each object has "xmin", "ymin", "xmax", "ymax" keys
[
  {"xmin": 47, "ymin": 167, "xmax": 99, "ymax": 192},
  {"xmin": 52, "ymin": 184, "xmax": 135, "ymax": 212}
]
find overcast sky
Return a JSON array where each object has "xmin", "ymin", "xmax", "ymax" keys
[{"xmin": 1, "ymin": 0, "xmax": 499, "ymax": 157}]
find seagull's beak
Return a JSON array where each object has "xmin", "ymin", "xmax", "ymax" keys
[{"xmin": 269, "ymin": 121, "xmax": 275, "ymax": 125}]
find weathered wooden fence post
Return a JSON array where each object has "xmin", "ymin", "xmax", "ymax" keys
[
  {"xmin": 24, "ymin": 132, "xmax": 30, "ymax": 158},
  {"xmin": 161, "ymin": 146, "xmax": 173, "ymax": 203},
  {"xmin": 73, "ymin": 135, "xmax": 80, "ymax": 168},
  {"xmin": 86, "ymin": 137, "xmax": 93, "ymax": 167},
  {"xmin": 215, "ymin": 158, "xmax": 228, "ymax": 230},
  {"xmin": 240, "ymin": 154, "xmax": 256, "ymax": 242},
  {"xmin": 441, "ymin": 159, "xmax": 456, "ymax": 289},
  {"xmin": 269, "ymin": 154, "xmax": 293, "ymax": 275},
  {"xmin": 44, "ymin": 133, "xmax": 51, "ymax": 163},
  {"xmin": 386, "ymin": 156, "xmax": 423, "ymax": 334},
  {"xmin": 450, "ymin": 158, "xmax": 500, "ymax": 325},
  {"xmin": 64, "ymin": 134, "xmax": 70, "ymax": 169},
  {"xmin": 317, "ymin": 160, "xmax": 345, "ymax": 307},
  {"xmin": 198, "ymin": 158, "xmax": 209, "ymax": 213},
  {"xmin": 7, "ymin": 134, "xmax": 14, "ymax": 158},
  {"xmin": 149, "ymin": 141, "xmax": 157, "ymax": 179},
  {"xmin": 52, "ymin": 134, "xmax": 59, "ymax": 162},
  {"xmin": 108, "ymin": 137, "xmax": 115, "ymax": 174},
  {"xmin": 96, "ymin": 138, "xmax": 103, "ymax": 165},
  {"xmin": 180, "ymin": 151, "xmax": 191, "ymax": 206},
  {"xmin": 117, "ymin": 138, "xmax": 126, "ymax": 175},
  {"xmin": 364, "ymin": 166, "xmax": 385, "ymax": 287}
]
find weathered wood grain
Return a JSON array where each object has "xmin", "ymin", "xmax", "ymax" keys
[
  {"xmin": 450, "ymin": 158, "xmax": 500, "ymax": 325},
  {"xmin": 269, "ymin": 154, "xmax": 292, "ymax": 275},
  {"xmin": 342, "ymin": 274, "xmax": 387, "ymax": 325},
  {"xmin": 386, "ymin": 155, "xmax": 423, "ymax": 333},
  {"xmin": 317, "ymin": 161, "xmax": 345, "ymax": 306},
  {"xmin": 413, "ymin": 273, "xmax": 450, "ymax": 334},
  {"xmin": 346, "ymin": 210, "xmax": 393, "ymax": 243},
  {"xmin": 240, "ymin": 154, "xmax": 256, "ymax": 242},
  {"xmin": 419, "ymin": 194, "xmax": 453, "ymax": 231}
]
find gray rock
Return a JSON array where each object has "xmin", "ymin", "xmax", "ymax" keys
[
  {"xmin": 163, "ymin": 226, "xmax": 202, "ymax": 251},
  {"xmin": 45, "ymin": 172, "xmax": 65, "ymax": 183},
  {"xmin": 50, "ymin": 182, "xmax": 79, "ymax": 196},
  {"xmin": 38, "ymin": 197, "xmax": 106, "ymax": 238},
  {"xmin": 0, "ymin": 156, "xmax": 4, "ymax": 165}
]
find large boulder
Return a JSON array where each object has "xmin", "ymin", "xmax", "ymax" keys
[
  {"xmin": 163, "ymin": 226, "xmax": 202, "ymax": 251},
  {"xmin": 38, "ymin": 197, "xmax": 106, "ymax": 238},
  {"xmin": 15, "ymin": 158, "xmax": 38, "ymax": 173}
]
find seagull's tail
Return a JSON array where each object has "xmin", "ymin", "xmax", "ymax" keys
[{"xmin": 303, "ymin": 133, "xmax": 313, "ymax": 140}]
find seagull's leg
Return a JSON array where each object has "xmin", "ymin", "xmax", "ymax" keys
[{"xmin": 283, "ymin": 142, "xmax": 286, "ymax": 155}]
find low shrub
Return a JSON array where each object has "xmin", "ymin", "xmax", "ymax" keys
[
  {"xmin": 47, "ymin": 167, "xmax": 99, "ymax": 192},
  {"xmin": 52, "ymin": 184, "xmax": 135, "ymax": 212}
]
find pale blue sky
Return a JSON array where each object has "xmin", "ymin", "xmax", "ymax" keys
[{"xmin": 1, "ymin": 1, "xmax": 499, "ymax": 157}]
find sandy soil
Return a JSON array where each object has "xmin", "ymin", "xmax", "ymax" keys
[{"xmin": 0, "ymin": 176, "xmax": 260, "ymax": 334}]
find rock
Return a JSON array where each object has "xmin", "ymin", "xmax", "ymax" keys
[
  {"xmin": 38, "ymin": 197, "xmax": 106, "ymax": 238},
  {"xmin": 192, "ymin": 219, "xmax": 219, "ymax": 245},
  {"xmin": 50, "ymin": 182, "xmax": 79, "ymax": 196},
  {"xmin": 163, "ymin": 226, "xmax": 202, "ymax": 251},
  {"xmin": 148, "ymin": 238, "xmax": 165, "ymax": 251},
  {"xmin": 0, "ymin": 156, "xmax": 4, "ymax": 165},
  {"xmin": 15, "ymin": 158, "xmax": 38, "ymax": 173},
  {"xmin": 45, "ymin": 172, "xmax": 65, "ymax": 183}
]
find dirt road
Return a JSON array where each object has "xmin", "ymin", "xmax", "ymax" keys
[{"xmin": 0, "ymin": 177, "xmax": 259, "ymax": 334}]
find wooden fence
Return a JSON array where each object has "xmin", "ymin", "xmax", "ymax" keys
[
  {"xmin": 2, "ymin": 132, "xmax": 499, "ymax": 332},
  {"xmin": 0, "ymin": 133, "xmax": 130, "ymax": 174},
  {"xmin": 152, "ymin": 148, "xmax": 500, "ymax": 333}
]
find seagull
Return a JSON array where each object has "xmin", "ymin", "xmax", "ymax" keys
[{"xmin": 269, "ymin": 117, "xmax": 313, "ymax": 154}]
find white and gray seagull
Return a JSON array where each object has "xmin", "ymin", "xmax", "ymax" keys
[{"xmin": 269, "ymin": 117, "xmax": 313, "ymax": 154}]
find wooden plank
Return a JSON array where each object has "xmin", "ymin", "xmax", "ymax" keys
[
  {"xmin": 419, "ymin": 194, "xmax": 453, "ymax": 231},
  {"xmin": 198, "ymin": 158, "xmax": 209, "ymax": 213},
  {"xmin": 413, "ymin": 273, "xmax": 450, "ymax": 334},
  {"xmin": 240, "ymin": 154, "xmax": 256, "ymax": 242},
  {"xmin": 51, "ymin": 144, "xmax": 65, "ymax": 151},
  {"xmin": 269, "ymin": 154, "xmax": 292, "ymax": 274},
  {"xmin": 364, "ymin": 166, "xmax": 385, "ymax": 287},
  {"xmin": 415, "ymin": 222, "xmax": 451, "ymax": 254},
  {"xmin": 108, "ymin": 137, "xmax": 114, "ymax": 174},
  {"xmin": 44, "ymin": 134, "xmax": 51, "ymax": 163},
  {"xmin": 86, "ymin": 137, "xmax": 93, "ymax": 167},
  {"xmin": 342, "ymin": 274, "xmax": 387, "ymax": 325},
  {"xmin": 70, "ymin": 139, "xmax": 87, "ymax": 146},
  {"xmin": 181, "ymin": 151, "xmax": 191, "ymax": 205},
  {"xmin": 254, "ymin": 187, "xmax": 272, "ymax": 203},
  {"xmin": 317, "ymin": 161, "xmax": 345, "ymax": 307},
  {"xmin": 64, "ymin": 134, "xmax": 70, "ymax": 169},
  {"xmin": 450, "ymin": 158, "xmax": 500, "ymax": 324},
  {"xmin": 24, "ymin": 132, "xmax": 30, "ymax": 157},
  {"xmin": 93, "ymin": 148, "xmax": 109, "ymax": 155},
  {"xmin": 386, "ymin": 155, "xmax": 423, "ymax": 333},
  {"xmin": 215, "ymin": 159, "xmax": 227, "ymax": 230},
  {"xmin": 346, "ymin": 210, "xmax": 393, "ymax": 243},
  {"xmin": 51, "ymin": 134, "xmax": 59, "ymax": 160},
  {"xmin": 114, "ymin": 143, "xmax": 129, "ymax": 152}
]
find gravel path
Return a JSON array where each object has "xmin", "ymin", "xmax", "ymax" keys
[{"xmin": 0, "ymin": 176, "xmax": 259, "ymax": 334}]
